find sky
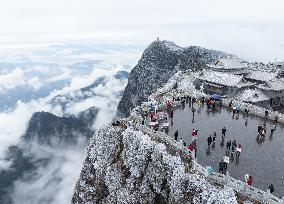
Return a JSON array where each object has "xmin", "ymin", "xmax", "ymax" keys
[{"xmin": 0, "ymin": 0, "xmax": 284, "ymax": 61}]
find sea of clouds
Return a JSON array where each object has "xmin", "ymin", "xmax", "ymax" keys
[{"xmin": 0, "ymin": 43, "xmax": 143, "ymax": 204}]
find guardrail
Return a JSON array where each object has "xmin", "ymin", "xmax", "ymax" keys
[
  {"xmin": 129, "ymin": 102, "xmax": 284, "ymax": 204},
  {"xmin": 152, "ymin": 87, "xmax": 284, "ymax": 124},
  {"xmin": 222, "ymin": 98, "xmax": 284, "ymax": 123}
]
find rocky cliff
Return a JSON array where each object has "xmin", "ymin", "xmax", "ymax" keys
[
  {"xmin": 117, "ymin": 40, "xmax": 230, "ymax": 118},
  {"xmin": 72, "ymin": 126, "xmax": 237, "ymax": 203}
]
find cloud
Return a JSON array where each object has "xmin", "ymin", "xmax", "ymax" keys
[
  {"xmin": 0, "ymin": 68, "xmax": 45, "ymax": 94},
  {"xmin": 0, "ymin": 42, "xmax": 140, "ymax": 203},
  {"xmin": 0, "ymin": 0, "xmax": 283, "ymax": 61},
  {"xmin": 29, "ymin": 65, "xmax": 50, "ymax": 74},
  {"xmin": 10, "ymin": 144, "xmax": 87, "ymax": 204},
  {"xmin": 0, "ymin": 66, "xmax": 128, "ymax": 204},
  {"xmin": 0, "ymin": 68, "xmax": 25, "ymax": 93},
  {"xmin": 47, "ymin": 68, "xmax": 70, "ymax": 82},
  {"xmin": 28, "ymin": 77, "xmax": 43, "ymax": 91}
]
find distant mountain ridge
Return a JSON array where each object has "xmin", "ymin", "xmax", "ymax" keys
[
  {"xmin": 0, "ymin": 107, "xmax": 98, "ymax": 203},
  {"xmin": 117, "ymin": 40, "xmax": 231, "ymax": 118},
  {"xmin": 23, "ymin": 107, "xmax": 98, "ymax": 146}
]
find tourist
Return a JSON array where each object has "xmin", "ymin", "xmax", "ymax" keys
[
  {"xmin": 229, "ymin": 100, "xmax": 233, "ymax": 109},
  {"xmin": 226, "ymin": 140, "xmax": 231, "ymax": 150},
  {"xmin": 207, "ymin": 135, "xmax": 212, "ymax": 147},
  {"xmin": 222, "ymin": 127, "xmax": 226, "ymax": 138},
  {"xmin": 174, "ymin": 130, "xmax": 179, "ymax": 141},
  {"xmin": 188, "ymin": 143, "xmax": 193, "ymax": 152},
  {"xmin": 274, "ymin": 116, "xmax": 279, "ymax": 124},
  {"xmin": 268, "ymin": 184, "xmax": 274, "ymax": 194},
  {"xmin": 232, "ymin": 106, "xmax": 236, "ymax": 115},
  {"xmin": 213, "ymin": 132, "xmax": 217, "ymax": 144},
  {"xmin": 181, "ymin": 97, "xmax": 186, "ymax": 105},
  {"xmin": 245, "ymin": 174, "xmax": 249, "ymax": 183},
  {"xmin": 232, "ymin": 140, "xmax": 237, "ymax": 153},
  {"xmin": 271, "ymin": 123, "xmax": 276, "ymax": 134},
  {"xmin": 192, "ymin": 129, "xmax": 196, "ymax": 137},
  {"xmin": 170, "ymin": 109, "xmax": 174, "ymax": 119},
  {"xmin": 192, "ymin": 97, "xmax": 196, "ymax": 104},
  {"xmin": 192, "ymin": 107, "xmax": 196, "ymax": 116},
  {"xmin": 244, "ymin": 106, "xmax": 249, "ymax": 116},
  {"xmin": 179, "ymin": 138, "xmax": 184, "ymax": 147},
  {"xmin": 247, "ymin": 176, "xmax": 253, "ymax": 185},
  {"xmin": 212, "ymin": 101, "xmax": 216, "ymax": 110},
  {"xmin": 258, "ymin": 123, "xmax": 263, "ymax": 134},
  {"xmin": 236, "ymin": 144, "xmax": 242, "ymax": 158},
  {"xmin": 223, "ymin": 155, "xmax": 229, "ymax": 171},
  {"xmin": 265, "ymin": 110, "xmax": 269, "ymax": 119},
  {"xmin": 236, "ymin": 103, "xmax": 241, "ymax": 115},
  {"xmin": 219, "ymin": 160, "xmax": 224, "ymax": 174},
  {"xmin": 154, "ymin": 124, "xmax": 159, "ymax": 131}
]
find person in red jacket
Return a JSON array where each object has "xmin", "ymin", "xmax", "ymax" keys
[
  {"xmin": 247, "ymin": 176, "xmax": 253, "ymax": 185},
  {"xmin": 188, "ymin": 144, "xmax": 193, "ymax": 152}
]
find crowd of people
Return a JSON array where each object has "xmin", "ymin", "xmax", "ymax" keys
[{"xmin": 137, "ymin": 92, "xmax": 279, "ymax": 195}]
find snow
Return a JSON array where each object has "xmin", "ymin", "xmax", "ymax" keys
[
  {"xmin": 208, "ymin": 58, "xmax": 247, "ymax": 70},
  {"xmin": 197, "ymin": 71, "xmax": 243, "ymax": 87},
  {"xmin": 245, "ymin": 71, "xmax": 278, "ymax": 82},
  {"xmin": 236, "ymin": 88, "xmax": 270, "ymax": 103},
  {"xmin": 258, "ymin": 78, "xmax": 284, "ymax": 91}
]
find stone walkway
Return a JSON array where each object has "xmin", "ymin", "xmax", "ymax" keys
[{"xmin": 166, "ymin": 102, "xmax": 284, "ymax": 198}]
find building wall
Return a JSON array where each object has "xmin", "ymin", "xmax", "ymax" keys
[
  {"xmin": 194, "ymin": 79, "xmax": 234, "ymax": 96},
  {"xmin": 260, "ymin": 89, "xmax": 284, "ymax": 107}
]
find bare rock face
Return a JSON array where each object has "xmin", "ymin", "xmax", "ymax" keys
[
  {"xmin": 117, "ymin": 40, "xmax": 230, "ymax": 118},
  {"xmin": 72, "ymin": 126, "xmax": 237, "ymax": 204}
]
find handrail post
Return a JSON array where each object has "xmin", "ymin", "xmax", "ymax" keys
[{"xmin": 192, "ymin": 158, "xmax": 196, "ymax": 171}]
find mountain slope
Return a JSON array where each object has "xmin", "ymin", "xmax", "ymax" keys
[
  {"xmin": 72, "ymin": 126, "xmax": 237, "ymax": 203},
  {"xmin": 117, "ymin": 40, "xmax": 230, "ymax": 118}
]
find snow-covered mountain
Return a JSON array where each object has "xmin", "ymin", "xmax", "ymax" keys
[
  {"xmin": 117, "ymin": 40, "xmax": 231, "ymax": 118},
  {"xmin": 72, "ymin": 40, "xmax": 241, "ymax": 203}
]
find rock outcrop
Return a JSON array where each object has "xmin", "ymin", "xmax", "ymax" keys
[{"xmin": 72, "ymin": 126, "xmax": 237, "ymax": 203}]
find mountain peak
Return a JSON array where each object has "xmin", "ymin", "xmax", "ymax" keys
[{"xmin": 117, "ymin": 40, "xmax": 231, "ymax": 118}]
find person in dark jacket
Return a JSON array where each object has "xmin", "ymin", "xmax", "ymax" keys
[
  {"xmin": 174, "ymin": 130, "xmax": 179, "ymax": 141},
  {"xmin": 219, "ymin": 160, "xmax": 224, "ymax": 174},
  {"xmin": 207, "ymin": 135, "xmax": 212, "ymax": 147},
  {"xmin": 226, "ymin": 141, "xmax": 231, "ymax": 150},
  {"xmin": 258, "ymin": 124, "xmax": 262, "ymax": 134},
  {"xmin": 170, "ymin": 109, "xmax": 174, "ymax": 119},
  {"xmin": 232, "ymin": 140, "xmax": 237, "ymax": 152},
  {"xmin": 265, "ymin": 110, "xmax": 269, "ymax": 119},
  {"xmin": 268, "ymin": 184, "xmax": 274, "ymax": 194},
  {"xmin": 222, "ymin": 127, "xmax": 226, "ymax": 138},
  {"xmin": 213, "ymin": 132, "xmax": 217, "ymax": 144},
  {"xmin": 229, "ymin": 100, "xmax": 233, "ymax": 109}
]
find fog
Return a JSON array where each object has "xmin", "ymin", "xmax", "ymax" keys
[{"xmin": 0, "ymin": 0, "xmax": 283, "ymax": 62}]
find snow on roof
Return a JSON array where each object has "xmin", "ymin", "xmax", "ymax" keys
[
  {"xmin": 236, "ymin": 89, "xmax": 270, "ymax": 103},
  {"xmin": 245, "ymin": 71, "xmax": 277, "ymax": 82},
  {"xmin": 208, "ymin": 58, "xmax": 247, "ymax": 70},
  {"xmin": 197, "ymin": 71, "xmax": 243, "ymax": 87},
  {"xmin": 258, "ymin": 78, "xmax": 284, "ymax": 91}
]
